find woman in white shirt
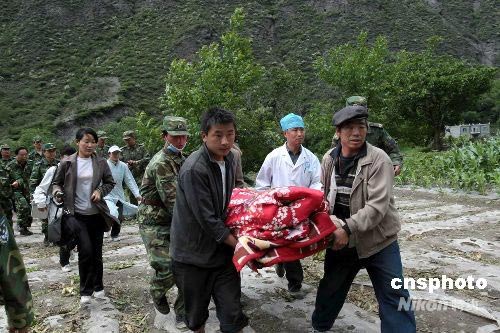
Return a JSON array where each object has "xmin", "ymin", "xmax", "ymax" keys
[{"xmin": 52, "ymin": 128, "xmax": 117, "ymax": 305}]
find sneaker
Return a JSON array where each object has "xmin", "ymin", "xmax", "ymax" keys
[
  {"xmin": 80, "ymin": 296, "xmax": 92, "ymax": 305},
  {"xmin": 175, "ymin": 314, "xmax": 188, "ymax": 330},
  {"xmin": 275, "ymin": 263, "xmax": 285, "ymax": 278},
  {"xmin": 61, "ymin": 265, "xmax": 72, "ymax": 272},
  {"xmin": 104, "ymin": 232, "xmax": 110, "ymax": 238},
  {"xmin": 153, "ymin": 295, "xmax": 170, "ymax": 315},
  {"xmin": 111, "ymin": 236, "xmax": 120, "ymax": 242},
  {"xmin": 43, "ymin": 235, "xmax": 49, "ymax": 247},
  {"xmin": 20, "ymin": 228, "xmax": 33, "ymax": 236},
  {"xmin": 93, "ymin": 290, "xmax": 107, "ymax": 299}
]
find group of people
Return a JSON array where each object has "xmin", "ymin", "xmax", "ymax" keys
[{"xmin": 0, "ymin": 95, "xmax": 417, "ymax": 333}]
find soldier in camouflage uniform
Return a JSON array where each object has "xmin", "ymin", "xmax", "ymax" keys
[
  {"xmin": 121, "ymin": 130, "xmax": 150, "ymax": 206},
  {"xmin": 28, "ymin": 135, "xmax": 43, "ymax": 164},
  {"xmin": 29, "ymin": 143, "xmax": 59, "ymax": 245},
  {"xmin": 331, "ymin": 96, "xmax": 403, "ymax": 176},
  {"xmin": 0, "ymin": 144, "xmax": 14, "ymax": 226},
  {"xmin": 95, "ymin": 130, "xmax": 111, "ymax": 159},
  {"xmin": 6, "ymin": 147, "xmax": 33, "ymax": 236},
  {"xmin": 0, "ymin": 208, "xmax": 34, "ymax": 332},
  {"xmin": 138, "ymin": 116, "xmax": 188, "ymax": 327}
]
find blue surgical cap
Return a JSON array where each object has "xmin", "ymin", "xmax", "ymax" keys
[{"xmin": 280, "ymin": 113, "xmax": 305, "ymax": 131}]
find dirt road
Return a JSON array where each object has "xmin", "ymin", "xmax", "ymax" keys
[{"xmin": 1, "ymin": 187, "xmax": 499, "ymax": 332}]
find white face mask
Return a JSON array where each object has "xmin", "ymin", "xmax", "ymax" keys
[{"xmin": 166, "ymin": 140, "xmax": 186, "ymax": 154}]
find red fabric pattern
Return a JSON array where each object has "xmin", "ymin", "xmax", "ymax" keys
[{"xmin": 226, "ymin": 187, "xmax": 337, "ymax": 271}]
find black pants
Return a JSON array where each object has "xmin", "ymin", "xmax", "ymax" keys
[
  {"xmin": 172, "ymin": 260, "xmax": 248, "ymax": 333},
  {"xmin": 65, "ymin": 213, "xmax": 106, "ymax": 296},
  {"xmin": 59, "ymin": 237, "xmax": 77, "ymax": 267},
  {"xmin": 283, "ymin": 260, "xmax": 303, "ymax": 291},
  {"xmin": 110, "ymin": 201, "xmax": 123, "ymax": 238}
]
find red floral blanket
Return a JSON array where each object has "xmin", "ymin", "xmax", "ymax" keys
[{"xmin": 226, "ymin": 186, "xmax": 338, "ymax": 272}]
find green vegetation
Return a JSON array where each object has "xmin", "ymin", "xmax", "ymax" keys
[{"xmin": 397, "ymin": 137, "xmax": 500, "ymax": 194}]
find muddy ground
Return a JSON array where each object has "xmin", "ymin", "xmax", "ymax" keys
[{"xmin": 1, "ymin": 187, "xmax": 499, "ymax": 333}]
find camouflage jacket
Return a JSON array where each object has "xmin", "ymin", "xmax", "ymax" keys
[
  {"xmin": 0, "ymin": 158, "xmax": 13, "ymax": 169},
  {"xmin": 0, "ymin": 163, "xmax": 12, "ymax": 200},
  {"xmin": 0, "ymin": 213, "xmax": 34, "ymax": 329},
  {"xmin": 29, "ymin": 158, "xmax": 59, "ymax": 194},
  {"xmin": 28, "ymin": 150, "xmax": 43, "ymax": 164},
  {"xmin": 331, "ymin": 122, "xmax": 403, "ymax": 166},
  {"xmin": 6, "ymin": 160, "xmax": 33, "ymax": 196},
  {"xmin": 138, "ymin": 148, "xmax": 185, "ymax": 226},
  {"xmin": 95, "ymin": 144, "xmax": 111, "ymax": 159},
  {"xmin": 120, "ymin": 143, "xmax": 150, "ymax": 181}
]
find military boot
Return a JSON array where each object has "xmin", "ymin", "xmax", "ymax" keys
[
  {"xmin": 20, "ymin": 227, "xmax": 33, "ymax": 236},
  {"xmin": 153, "ymin": 295, "xmax": 170, "ymax": 315},
  {"xmin": 43, "ymin": 233, "xmax": 50, "ymax": 246}
]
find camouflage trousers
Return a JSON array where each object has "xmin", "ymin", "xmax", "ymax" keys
[
  {"xmin": 0, "ymin": 198, "xmax": 13, "ymax": 226},
  {"xmin": 13, "ymin": 192, "xmax": 32, "ymax": 229},
  {"xmin": 139, "ymin": 224, "xmax": 184, "ymax": 315},
  {"xmin": 0, "ymin": 214, "xmax": 35, "ymax": 329}
]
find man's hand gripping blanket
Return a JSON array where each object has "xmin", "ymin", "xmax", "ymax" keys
[{"xmin": 226, "ymin": 186, "xmax": 339, "ymax": 272}]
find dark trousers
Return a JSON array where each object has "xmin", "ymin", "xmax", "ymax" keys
[
  {"xmin": 312, "ymin": 241, "xmax": 416, "ymax": 332},
  {"xmin": 110, "ymin": 201, "xmax": 123, "ymax": 238},
  {"xmin": 59, "ymin": 238, "xmax": 76, "ymax": 267},
  {"xmin": 172, "ymin": 260, "xmax": 248, "ymax": 333},
  {"xmin": 283, "ymin": 260, "xmax": 303, "ymax": 291},
  {"xmin": 65, "ymin": 213, "xmax": 106, "ymax": 296}
]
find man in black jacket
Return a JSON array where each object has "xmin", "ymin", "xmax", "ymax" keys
[{"xmin": 170, "ymin": 108, "xmax": 248, "ymax": 333}]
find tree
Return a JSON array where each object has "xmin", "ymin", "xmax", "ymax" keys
[
  {"xmin": 314, "ymin": 31, "xmax": 391, "ymax": 116},
  {"xmin": 389, "ymin": 37, "xmax": 497, "ymax": 149},
  {"xmin": 161, "ymin": 8, "xmax": 282, "ymax": 170}
]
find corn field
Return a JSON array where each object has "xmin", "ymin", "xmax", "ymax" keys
[{"xmin": 397, "ymin": 137, "xmax": 500, "ymax": 194}]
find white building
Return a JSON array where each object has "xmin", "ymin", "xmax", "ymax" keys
[{"xmin": 445, "ymin": 123, "xmax": 490, "ymax": 138}]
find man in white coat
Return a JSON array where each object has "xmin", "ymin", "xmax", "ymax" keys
[
  {"xmin": 255, "ymin": 113, "xmax": 322, "ymax": 298},
  {"xmin": 104, "ymin": 145, "xmax": 142, "ymax": 241}
]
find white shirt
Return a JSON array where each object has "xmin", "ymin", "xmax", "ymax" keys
[
  {"xmin": 75, "ymin": 156, "xmax": 99, "ymax": 215},
  {"xmin": 255, "ymin": 143, "xmax": 322, "ymax": 190},
  {"xmin": 104, "ymin": 159, "xmax": 140, "ymax": 218},
  {"xmin": 217, "ymin": 160, "xmax": 226, "ymax": 210}
]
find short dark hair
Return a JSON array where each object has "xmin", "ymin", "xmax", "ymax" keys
[
  {"xmin": 75, "ymin": 127, "xmax": 98, "ymax": 142},
  {"xmin": 15, "ymin": 147, "xmax": 28, "ymax": 155},
  {"xmin": 201, "ymin": 107, "xmax": 236, "ymax": 134},
  {"xmin": 60, "ymin": 145, "xmax": 76, "ymax": 157}
]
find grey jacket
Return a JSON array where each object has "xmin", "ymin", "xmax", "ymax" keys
[
  {"xmin": 321, "ymin": 143, "xmax": 401, "ymax": 258},
  {"xmin": 52, "ymin": 153, "xmax": 117, "ymax": 231},
  {"xmin": 170, "ymin": 144, "xmax": 235, "ymax": 268}
]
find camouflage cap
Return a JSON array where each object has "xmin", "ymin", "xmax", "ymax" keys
[
  {"xmin": 333, "ymin": 105, "xmax": 368, "ymax": 127},
  {"xmin": 346, "ymin": 96, "xmax": 368, "ymax": 107},
  {"xmin": 43, "ymin": 143, "xmax": 56, "ymax": 151},
  {"xmin": 33, "ymin": 135, "xmax": 42, "ymax": 142},
  {"xmin": 123, "ymin": 130, "xmax": 136, "ymax": 140},
  {"xmin": 162, "ymin": 116, "xmax": 189, "ymax": 136},
  {"xmin": 0, "ymin": 143, "xmax": 10, "ymax": 150},
  {"xmin": 97, "ymin": 130, "xmax": 108, "ymax": 139}
]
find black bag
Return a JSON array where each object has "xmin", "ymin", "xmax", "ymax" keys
[{"xmin": 47, "ymin": 199, "xmax": 63, "ymax": 244}]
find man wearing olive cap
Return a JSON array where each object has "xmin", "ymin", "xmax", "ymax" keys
[
  {"xmin": 29, "ymin": 136, "xmax": 44, "ymax": 163},
  {"xmin": 121, "ymin": 130, "xmax": 150, "ymax": 205},
  {"xmin": 311, "ymin": 105, "xmax": 415, "ymax": 332},
  {"xmin": 255, "ymin": 112, "xmax": 321, "ymax": 299},
  {"xmin": 95, "ymin": 131, "xmax": 111, "ymax": 159},
  {"xmin": 332, "ymin": 96, "xmax": 403, "ymax": 176},
  {"xmin": 137, "ymin": 116, "xmax": 188, "ymax": 328},
  {"xmin": 29, "ymin": 143, "xmax": 59, "ymax": 245}
]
